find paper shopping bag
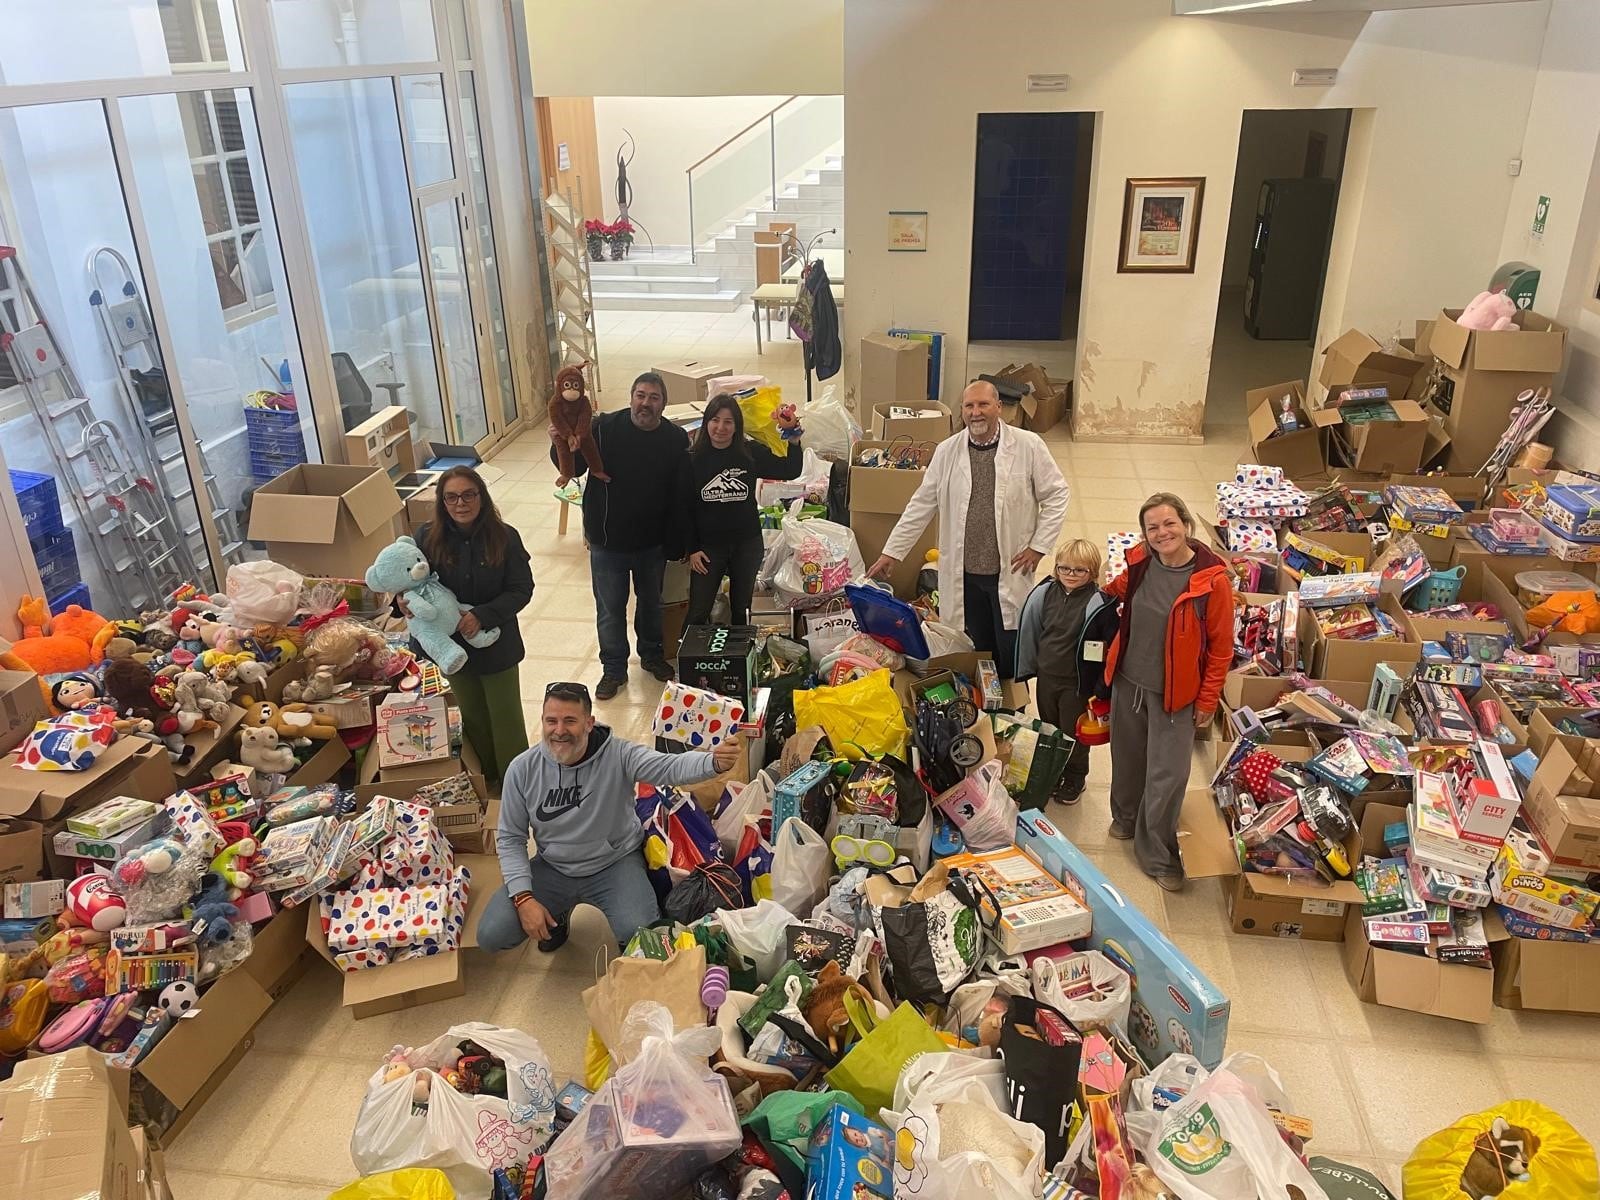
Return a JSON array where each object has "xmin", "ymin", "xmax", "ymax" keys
[{"xmin": 580, "ymin": 945, "xmax": 706, "ymax": 1065}]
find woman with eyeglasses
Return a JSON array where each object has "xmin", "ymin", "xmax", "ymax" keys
[
  {"xmin": 1014, "ymin": 539, "xmax": 1115, "ymax": 806},
  {"xmin": 413, "ymin": 465, "xmax": 534, "ymax": 785}
]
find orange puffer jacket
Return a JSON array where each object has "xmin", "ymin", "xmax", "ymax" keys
[{"xmin": 1102, "ymin": 540, "xmax": 1234, "ymax": 715}]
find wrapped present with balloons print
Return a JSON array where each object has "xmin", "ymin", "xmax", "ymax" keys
[
  {"xmin": 652, "ymin": 682, "xmax": 746, "ymax": 750},
  {"xmin": 379, "ymin": 799, "xmax": 455, "ymax": 885}
]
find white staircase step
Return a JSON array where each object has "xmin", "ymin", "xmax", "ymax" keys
[
  {"xmin": 592, "ymin": 288, "xmax": 743, "ymax": 313},
  {"xmin": 592, "ymin": 274, "xmax": 726, "ymax": 295},
  {"xmin": 589, "ymin": 260, "xmax": 708, "ymax": 278}
]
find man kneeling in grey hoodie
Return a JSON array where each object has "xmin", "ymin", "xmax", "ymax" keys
[{"xmin": 479, "ymin": 680, "xmax": 741, "ymax": 954}]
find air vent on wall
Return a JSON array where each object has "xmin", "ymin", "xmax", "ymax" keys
[
  {"xmin": 1293, "ymin": 68, "xmax": 1339, "ymax": 87},
  {"xmin": 1026, "ymin": 74, "xmax": 1071, "ymax": 93}
]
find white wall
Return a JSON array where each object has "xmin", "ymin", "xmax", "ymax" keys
[
  {"xmin": 844, "ymin": 0, "xmax": 1552, "ymax": 439},
  {"xmin": 1493, "ymin": 0, "xmax": 1600, "ymax": 465},
  {"xmin": 592, "ymin": 96, "xmax": 789, "ymax": 246},
  {"xmin": 528, "ymin": 0, "xmax": 843, "ymax": 97},
  {"xmin": 1221, "ymin": 108, "xmax": 1348, "ymax": 288}
]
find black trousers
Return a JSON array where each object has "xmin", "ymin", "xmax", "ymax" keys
[
  {"xmin": 962, "ymin": 571, "xmax": 1018, "ymax": 680},
  {"xmin": 687, "ymin": 534, "xmax": 765, "ymax": 627},
  {"xmin": 1035, "ymin": 673, "xmax": 1091, "ymax": 791}
]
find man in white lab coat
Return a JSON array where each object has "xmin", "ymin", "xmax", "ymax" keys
[{"xmin": 868, "ymin": 380, "xmax": 1071, "ymax": 677}]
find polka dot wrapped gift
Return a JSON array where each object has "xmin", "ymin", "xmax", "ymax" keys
[
  {"xmin": 1105, "ymin": 531, "xmax": 1140, "ymax": 584},
  {"xmin": 379, "ymin": 799, "xmax": 456, "ymax": 886},
  {"xmin": 652, "ymin": 682, "xmax": 746, "ymax": 750}
]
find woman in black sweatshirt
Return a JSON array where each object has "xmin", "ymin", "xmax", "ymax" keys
[{"xmin": 681, "ymin": 394, "xmax": 803, "ymax": 625}]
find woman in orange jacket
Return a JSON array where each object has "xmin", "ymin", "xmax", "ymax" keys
[{"xmin": 1102, "ymin": 492, "xmax": 1233, "ymax": 892}]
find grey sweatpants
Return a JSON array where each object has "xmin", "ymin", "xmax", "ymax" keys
[{"xmin": 1108, "ymin": 680, "xmax": 1195, "ymax": 878}]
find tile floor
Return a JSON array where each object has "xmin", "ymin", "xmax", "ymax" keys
[{"xmin": 171, "ymin": 307, "xmax": 1598, "ymax": 1199}]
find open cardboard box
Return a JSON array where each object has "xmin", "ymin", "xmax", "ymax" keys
[
  {"xmin": 1427, "ymin": 308, "xmax": 1568, "ymax": 472},
  {"xmin": 1448, "ymin": 537, "xmax": 1589, "ymax": 597},
  {"xmin": 1481, "ymin": 567, "xmax": 1600, "ymax": 659},
  {"xmin": 654, "ymin": 360, "xmax": 732, "ymax": 407},
  {"xmin": 248, "ymin": 464, "xmax": 405, "ymax": 578},
  {"xmin": 174, "ymin": 704, "xmax": 246, "ymax": 789},
  {"xmin": 303, "ymin": 852, "xmax": 501, "ymax": 1019},
  {"xmin": 285, "ymin": 734, "xmax": 351, "ymax": 788},
  {"xmin": 354, "ymin": 770, "xmax": 494, "ymax": 855},
  {"xmin": 1486, "ymin": 909, "xmax": 1600, "ymax": 1015},
  {"xmin": 0, "ymin": 671, "xmax": 46, "ymax": 757},
  {"xmin": 0, "ymin": 818, "xmax": 44, "ymax": 890},
  {"xmin": 1340, "ymin": 801, "xmax": 1493, "ymax": 1023},
  {"xmin": 1396, "ymin": 570, "xmax": 1510, "ymax": 644},
  {"xmin": 0, "ymin": 740, "xmax": 173, "ymax": 820},
  {"xmin": 1313, "ymin": 397, "xmax": 1443, "ymax": 475},
  {"xmin": 869, "ymin": 400, "xmax": 951, "ymax": 445},
  {"xmin": 849, "ymin": 440, "xmax": 935, "ymax": 598},
  {"xmin": 1307, "ymin": 592, "xmax": 1422, "ymax": 682},
  {"xmin": 1245, "ymin": 381, "xmax": 1324, "ymax": 481},
  {"xmin": 1177, "ymin": 775, "xmax": 1364, "ymax": 941},
  {"xmin": 1523, "ymin": 739, "xmax": 1600, "ymax": 871},
  {"xmin": 861, "ymin": 332, "xmax": 932, "ymax": 411},
  {"xmin": 1317, "ymin": 329, "xmax": 1428, "ymax": 404}
]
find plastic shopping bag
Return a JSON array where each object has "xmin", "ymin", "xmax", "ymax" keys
[
  {"xmin": 704, "ymin": 376, "xmax": 787, "ymax": 457},
  {"xmin": 1032, "ymin": 951, "xmax": 1132, "ymax": 1036},
  {"xmin": 768, "ymin": 816, "xmax": 831, "ymax": 917},
  {"xmin": 716, "ymin": 898, "xmax": 794, "ymax": 982},
  {"xmin": 882, "ymin": 1063, "xmax": 1046, "ymax": 1200},
  {"xmin": 713, "ymin": 770, "xmax": 775, "ymax": 858},
  {"xmin": 545, "ymin": 1002, "xmax": 741, "ymax": 1200},
  {"xmin": 226, "ymin": 558, "xmax": 304, "ymax": 625},
  {"xmin": 1138, "ymin": 1053, "xmax": 1326, "ymax": 1200},
  {"xmin": 797, "ymin": 383, "xmax": 860, "ymax": 463},
  {"xmin": 774, "ymin": 509, "xmax": 863, "ymax": 599},
  {"xmin": 326, "ymin": 1169, "xmax": 456, "ymax": 1200},
  {"xmin": 934, "ymin": 760, "xmax": 1017, "ymax": 853},
  {"xmin": 793, "ymin": 668, "xmax": 910, "ymax": 761},
  {"xmin": 350, "ymin": 1022, "xmax": 557, "ymax": 1198}
]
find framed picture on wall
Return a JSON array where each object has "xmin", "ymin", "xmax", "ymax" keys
[{"xmin": 1118, "ymin": 177, "xmax": 1205, "ymax": 273}]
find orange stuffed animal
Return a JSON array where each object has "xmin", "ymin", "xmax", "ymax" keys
[
  {"xmin": 0, "ymin": 596, "xmax": 115, "ymax": 699},
  {"xmin": 1525, "ymin": 590, "xmax": 1600, "ymax": 636}
]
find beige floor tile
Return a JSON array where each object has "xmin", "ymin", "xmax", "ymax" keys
[
  {"xmin": 1300, "ymin": 942, "xmax": 1496, "ymax": 1052},
  {"xmin": 1040, "ymin": 788, "xmax": 1112, "ymax": 850},
  {"xmin": 250, "ymin": 1059, "xmax": 367, "ymax": 1184},
  {"xmin": 1174, "ymin": 934, "xmax": 1327, "ymax": 1037},
  {"xmin": 1494, "ymin": 1055, "xmax": 1600, "ymax": 1144},
  {"xmin": 1221, "ymin": 1029, "xmax": 1372, "ymax": 1157},
  {"xmin": 165, "ymin": 1046, "xmax": 315, "ymax": 1172},
  {"xmin": 234, "ymin": 1180, "xmax": 339, "ymax": 1200},
  {"xmin": 1482, "ymin": 1005, "xmax": 1600, "ymax": 1064},
  {"xmin": 1159, "ymin": 873, "xmax": 1234, "ymax": 935},
  {"xmin": 1343, "ymin": 1042, "xmax": 1509, "ymax": 1159},
  {"xmin": 1087, "ymin": 840, "xmax": 1171, "ymax": 931},
  {"xmin": 166, "ymin": 1170, "xmax": 246, "ymax": 1200}
]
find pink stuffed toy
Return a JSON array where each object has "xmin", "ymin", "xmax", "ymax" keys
[{"xmin": 1456, "ymin": 290, "xmax": 1518, "ymax": 332}]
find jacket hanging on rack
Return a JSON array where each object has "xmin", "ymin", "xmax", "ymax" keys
[{"xmin": 802, "ymin": 261, "xmax": 841, "ymax": 380}]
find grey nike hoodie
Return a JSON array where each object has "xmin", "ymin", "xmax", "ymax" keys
[{"xmin": 496, "ymin": 725, "xmax": 719, "ymax": 891}]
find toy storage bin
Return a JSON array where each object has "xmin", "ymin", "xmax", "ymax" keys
[
  {"xmin": 1406, "ymin": 565, "xmax": 1466, "ymax": 612},
  {"xmin": 8, "ymin": 469, "xmax": 64, "ymax": 541}
]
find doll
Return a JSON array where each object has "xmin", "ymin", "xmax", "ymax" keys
[
  {"xmin": 49, "ymin": 673, "xmax": 103, "ymax": 715},
  {"xmin": 549, "ymin": 364, "xmax": 608, "ymax": 486},
  {"xmin": 171, "ymin": 609, "xmax": 205, "ymax": 657}
]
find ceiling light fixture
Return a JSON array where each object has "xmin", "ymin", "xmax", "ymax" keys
[{"xmin": 1176, "ymin": 0, "xmax": 1312, "ymax": 15}]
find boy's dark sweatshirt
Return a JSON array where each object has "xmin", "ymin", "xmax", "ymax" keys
[
  {"xmin": 680, "ymin": 438, "xmax": 803, "ymax": 550},
  {"xmin": 1037, "ymin": 580, "xmax": 1094, "ymax": 682}
]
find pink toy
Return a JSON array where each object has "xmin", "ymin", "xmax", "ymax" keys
[
  {"xmin": 65, "ymin": 874, "xmax": 128, "ymax": 932},
  {"xmin": 1456, "ymin": 290, "xmax": 1518, "ymax": 332},
  {"xmin": 38, "ymin": 996, "xmax": 108, "ymax": 1053}
]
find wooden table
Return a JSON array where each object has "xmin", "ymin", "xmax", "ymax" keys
[{"xmin": 751, "ymin": 282, "xmax": 846, "ymax": 355}]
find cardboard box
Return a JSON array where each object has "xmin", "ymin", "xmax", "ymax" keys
[
  {"xmin": 0, "ymin": 1048, "xmax": 143, "ymax": 1200},
  {"xmin": 1311, "ymin": 398, "xmax": 1438, "ymax": 475},
  {"xmin": 356, "ymin": 771, "xmax": 492, "ymax": 853},
  {"xmin": 861, "ymin": 333, "xmax": 931, "ymax": 410},
  {"xmin": 1398, "ymin": 573, "xmax": 1510, "ymax": 645},
  {"xmin": 1487, "ymin": 911, "xmax": 1600, "ymax": 1015},
  {"xmin": 1340, "ymin": 802, "xmax": 1493, "ymax": 1023},
  {"xmin": 1480, "ymin": 567, "xmax": 1600, "ymax": 658},
  {"xmin": 849, "ymin": 441, "xmax": 936, "ymax": 598},
  {"xmin": 0, "ymin": 671, "xmax": 46, "ymax": 757},
  {"xmin": 1309, "ymin": 592, "xmax": 1421, "ymax": 682},
  {"xmin": 0, "ymin": 819, "xmax": 43, "ymax": 890},
  {"xmin": 1427, "ymin": 309, "xmax": 1568, "ymax": 471},
  {"xmin": 1025, "ymin": 378, "xmax": 1070, "ymax": 435},
  {"xmin": 654, "ymin": 361, "xmax": 732, "ymax": 407},
  {"xmin": 661, "ymin": 599, "xmax": 690, "ymax": 661},
  {"xmin": 136, "ymin": 966, "xmax": 271, "ymax": 1118},
  {"xmin": 1448, "ymin": 539, "xmax": 1573, "ymax": 597},
  {"xmin": 373, "ymin": 692, "xmax": 451, "ymax": 770},
  {"xmin": 1245, "ymin": 381, "xmax": 1323, "ymax": 480},
  {"xmin": 1177, "ymin": 780, "xmax": 1363, "ymax": 942},
  {"xmin": 174, "ymin": 704, "xmax": 246, "ymax": 789},
  {"xmin": 286, "ymin": 734, "xmax": 351, "ymax": 787},
  {"xmin": 0, "ymin": 740, "xmax": 172, "ymax": 820},
  {"xmin": 247, "ymin": 464, "xmax": 405, "ymax": 577},
  {"xmin": 308, "ymin": 681, "xmax": 391, "ymax": 731},
  {"xmin": 1317, "ymin": 329, "xmax": 1427, "ymax": 402},
  {"xmin": 1524, "ymin": 740, "xmax": 1600, "ymax": 869},
  {"xmin": 304, "ymin": 851, "xmax": 499, "ymax": 1018},
  {"xmin": 869, "ymin": 401, "xmax": 952, "ymax": 445}
]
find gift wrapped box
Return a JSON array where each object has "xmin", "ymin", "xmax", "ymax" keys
[
  {"xmin": 1222, "ymin": 519, "xmax": 1277, "ymax": 553},
  {"xmin": 325, "ymin": 884, "xmax": 449, "ymax": 954},
  {"xmin": 652, "ymin": 682, "xmax": 745, "ymax": 750},
  {"xmin": 1234, "ymin": 463, "xmax": 1285, "ymax": 488},
  {"xmin": 1105, "ymin": 531, "xmax": 1140, "ymax": 584},
  {"xmin": 380, "ymin": 801, "xmax": 455, "ymax": 885},
  {"xmin": 162, "ymin": 792, "xmax": 224, "ymax": 857}
]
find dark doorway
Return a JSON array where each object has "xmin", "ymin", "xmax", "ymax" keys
[{"xmin": 968, "ymin": 112, "xmax": 1095, "ymax": 342}]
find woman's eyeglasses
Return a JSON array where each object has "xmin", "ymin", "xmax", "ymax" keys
[{"xmin": 443, "ymin": 490, "xmax": 481, "ymax": 506}]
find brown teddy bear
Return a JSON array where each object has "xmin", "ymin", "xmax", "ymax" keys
[
  {"xmin": 800, "ymin": 962, "xmax": 876, "ymax": 1056},
  {"xmin": 242, "ymin": 698, "xmax": 338, "ymax": 742},
  {"xmin": 549, "ymin": 364, "xmax": 608, "ymax": 486}
]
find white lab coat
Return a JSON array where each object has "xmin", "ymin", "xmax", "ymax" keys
[{"xmin": 881, "ymin": 422, "xmax": 1071, "ymax": 632}]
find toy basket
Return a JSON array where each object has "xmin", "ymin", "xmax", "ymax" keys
[{"xmin": 1406, "ymin": 564, "xmax": 1466, "ymax": 612}]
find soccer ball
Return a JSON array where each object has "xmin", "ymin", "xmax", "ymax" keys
[{"xmin": 159, "ymin": 980, "xmax": 199, "ymax": 1018}]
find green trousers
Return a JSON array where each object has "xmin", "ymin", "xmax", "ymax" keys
[{"xmin": 447, "ymin": 665, "xmax": 529, "ymax": 784}]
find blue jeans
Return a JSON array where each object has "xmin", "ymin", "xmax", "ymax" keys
[
  {"xmin": 477, "ymin": 850, "xmax": 661, "ymax": 952},
  {"xmin": 590, "ymin": 544, "xmax": 666, "ymax": 678}
]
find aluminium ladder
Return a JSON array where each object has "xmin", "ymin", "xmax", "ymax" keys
[
  {"xmin": 0, "ymin": 244, "xmax": 191, "ymax": 612},
  {"xmin": 88, "ymin": 246, "xmax": 244, "ymax": 567}
]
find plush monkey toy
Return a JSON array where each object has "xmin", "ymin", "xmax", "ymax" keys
[{"xmin": 549, "ymin": 364, "xmax": 608, "ymax": 486}]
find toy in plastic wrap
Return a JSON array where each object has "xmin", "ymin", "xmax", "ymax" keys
[{"xmin": 807, "ymin": 1103, "xmax": 893, "ymax": 1200}]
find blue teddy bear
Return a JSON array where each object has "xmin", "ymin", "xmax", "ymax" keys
[{"xmin": 365, "ymin": 536, "xmax": 499, "ymax": 676}]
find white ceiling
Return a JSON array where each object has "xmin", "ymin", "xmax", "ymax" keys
[{"xmin": 1174, "ymin": 0, "xmax": 1539, "ymax": 13}]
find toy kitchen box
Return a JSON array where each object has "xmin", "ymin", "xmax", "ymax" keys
[
  {"xmin": 1015, "ymin": 811, "xmax": 1230, "ymax": 1068},
  {"xmin": 373, "ymin": 692, "xmax": 452, "ymax": 770}
]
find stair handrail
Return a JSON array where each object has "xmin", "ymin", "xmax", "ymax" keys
[{"xmin": 685, "ymin": 96, "xmax": 801, "ymax": 262}]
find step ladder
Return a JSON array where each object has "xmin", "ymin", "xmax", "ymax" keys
[
  {"xmin": 0, "ymin": 245, "xmax": 193, "ymax": 613},
  {"xmin": 88, "ymin": 246, "xmax": 244, "ymax": 569}
]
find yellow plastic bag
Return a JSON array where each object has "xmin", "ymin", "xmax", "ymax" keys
[
  {"xmin": 584, "ymin": 1027, "xmax": 613, "ymax": 1091},
  {"xmin": 1403, "ymin": 1100, "xmax": 1599, "ymax": 1200},
  {"xmin": 794, "ymin": 668, "xmax": 910, "ymax": 760},
  {"xmin": 326, "ymin": 1168, "xmax": 456, "ymax": 1200},
  {"xmin": 736, "ymin": 386, "xmax": 787, "ymax": 456}
]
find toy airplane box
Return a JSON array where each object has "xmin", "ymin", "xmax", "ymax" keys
[{"xmin": 1015, "ymin": 811, "xmax": 1230, "ymax": 1068}]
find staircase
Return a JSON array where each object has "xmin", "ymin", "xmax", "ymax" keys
[{"xmin": 591, "ymin": 151, "xmax": 844, "ymax": 314}]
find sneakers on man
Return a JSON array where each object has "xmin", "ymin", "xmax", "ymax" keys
[
  {"xmin": 1156, "ymin": 874, "xmax": 1186, "ymax": 894},
  {"xmin": 1108, "ymin": 820, "xmax": 1135, "ymax": 841},
  {"xmin": 595, "ymin": 675, "xmax": 626, "ymax": 700},
  {"xmin": 537, "ymin": 917, "xmax": 570, "ymax": 953},
  {"xmin": 642, "ymin": 657, "xmax": 675, "ymax": 683}
]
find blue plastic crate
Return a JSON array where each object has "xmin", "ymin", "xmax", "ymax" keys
[
  {"xmin": 249, "ymin": 449, "xmax": 306, "ymax": 481},
  {"xmin": 243, "ymin": 406, "xmax": 302, "ymax": 430},
  {"xmin": 246, "ymin": 427, "xmax": 308, "ymax": 456},
  {"xmin": 9, "ymin": 469, "xmax": 65, "ymax": 542},
  {"xmin": 33, "ymin": 528, "xmax": 79, "ymax": 593},
  {"xmin": 48, "ymin": 582, "xmax": 91, "ymax": 613}
]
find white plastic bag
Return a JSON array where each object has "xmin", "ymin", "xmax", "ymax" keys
[
  {"xmin": 882, "ymin": 1066, "xmax": 1045, "ymax": 1200},
  {"xmin": 920, "ymin": 620, "xmax": 975, "ymax": 659},
  {"xmin": 891, "ymin": 1047, "xmax": 1008, "ymax": 1112},
  {"xmin": 1032, "ymin": 951, "xmax": 1132, "ymax": 1036},
  {"xmin": 773, "ymin": 510, "xmax": 863, "ymax": 600},
  {"xmin": 799, "ymin": 383, "xmax": 861, "ymax": 463},
  {"xmin": 935, "ymin": 760, "xmax": 1017, "ymax": 853},
  {"xmin": 716, "ymin": 898, "xmax": 794, "ymax": 981},
  {"xmin": 1139, "ymin": 1053, "xmax": 1326, "ymax": 1200},
  {"xmin": 757, "ymin": 446, "xmax": 831, "ymax": 507},
  {"xmin": 545, "ymin": 1002, "xmax": 740, "ymax": 1200},
  {"xmin": 351, "ymin": 1022, "xmax": 557, "ymax": 1197},
  {"xmin": 226, "ymin": 559, "xmax": 304, "ymax": 626},
  {"xmin": 713, "ymin": 770, "xmax": 775, "ymax": 859},
  {"xmin": 768, "ymin": 817, "xmax": 831, "ymax": 917}
]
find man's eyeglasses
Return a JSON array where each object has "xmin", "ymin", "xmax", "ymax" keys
[
  {"xmin": 545, "ymin": 681, "xmax": 591, "ymax": 702},
  {"xmin": 443, "ymin": 490, "xmax": 481, "ymax": 506}
]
